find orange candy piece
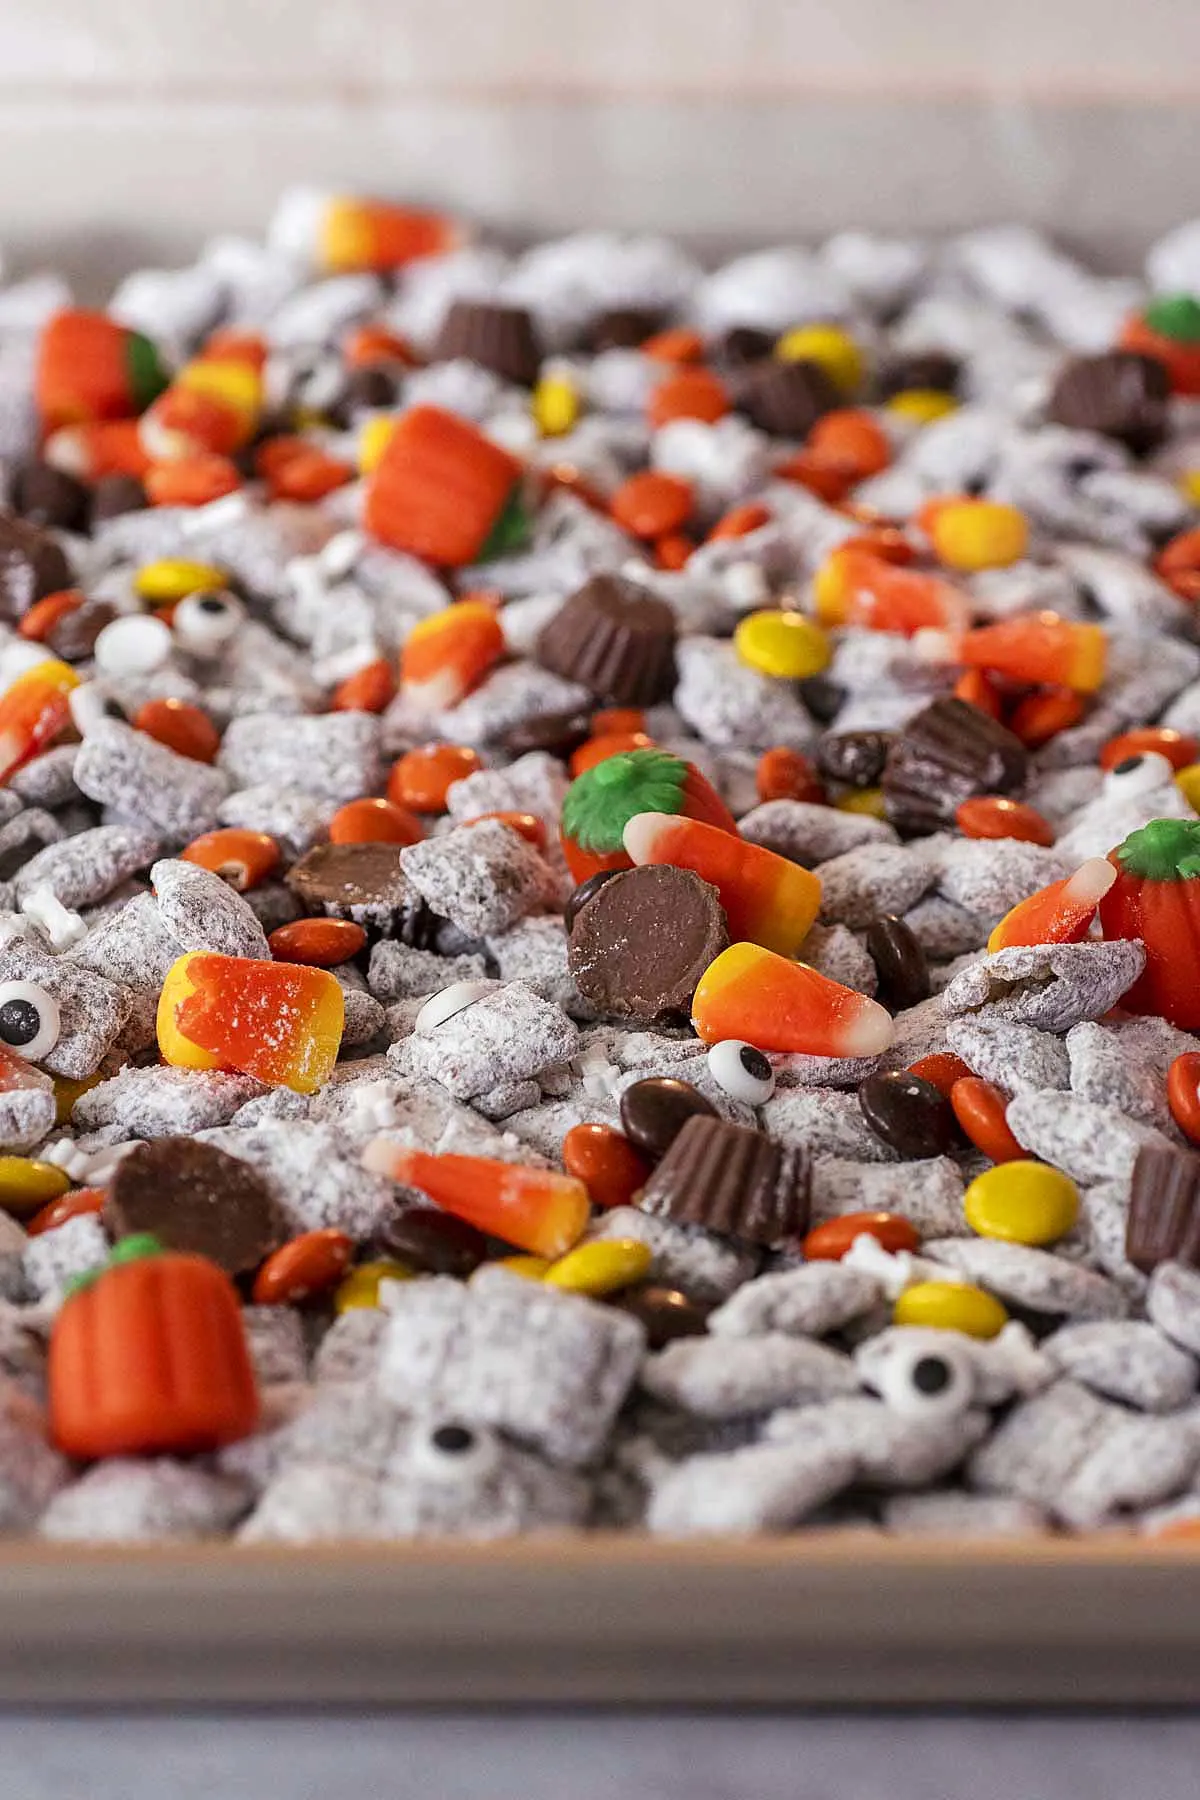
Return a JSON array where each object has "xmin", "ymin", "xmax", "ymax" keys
[
  {"xmin": 802, "ymin": 1211, "xmax": 921, "ymax": 1261},
  {"xmin": 328, "ymin": 797, "xmax": 424, "ymax": 846},
  {"xmin": 399, "ymin": 599, "xmax": 505, "ymax": 712},
  {"xmin": 591, "ymin": 708, "xmax": 646, "ymax": 737},
  {"xmin": 134, "ymin": 697, "xmax": 221, "ymax": 764},
  {"xmin": 950, "ymin": 1076, "xmax": 1026, "ymax": 1164},
  {"xmin": 755, "ymin": 746, "xmax": 826, "ymax": 805},
  {"xmin": 181, "ymin": 828, "xmax": 281, "ymax": 890},
  {"xmin": 1100, "ymin": 728, "xmax": 1199, "ymax": 773},
  {"xmin": 268, "ymin": 918, "xmax": 367, "ymax": 966},
  {"xmin": 364, "ymin": 405, "xmax": 521, "ymax": 566},
  {"xmin": 642, "ymin": 327, "xmax": 706, "ymax": 364},
  {"xmin": 570, "ymin": 732, "xmax": 656, "ymax": 776},
  {"xmin": 654, "ymin": 531, "xmax": 694, "ymax": 571},
  {"xmin": 623, "ymin": 811, "xmax": 822, "ymax": 957},
  {"xmin": 562, "ymin": 1123, "xmax": 651, "ymax": 1211},
  {"xmin": 691, "ymin": 942, "xmax": 894, "ymax": 1058},
  {"xmin": 388, "ymin": 743, "xmax": 482, "ymax": 813},
  {"xmin": 708, "ymin": 501, "xmax": 771, "ymax": 542},
  {"xmin": 954, "ymin": 796, "xmax": 1055, "ymax": 847},
  {"xmin": 27, "ymin": 1186, "xmax": 106, "ymax": 1238},
  {"xmin": 1007, "ymin": 685, "xmax": 1084, "ymax": 748},
  {"xmin": 331, "ymin": 658, "xmax": 397, "ymax": 714},
  {"xmin": 157, "ymin": 951, "xmax": 344, "ymax": 1094},
  {"xmin": 362, "ymin": 1142, "xmax": 590, "ymax": 1260},
  {"xmin": 1167, "ymin": 1053, "xmax": 1200, "ymax": 1148},
  {"xmin": 268, "ymin": 447, "xmax": 354, "ymax": 503},
  {"xmin": 470, "ymin": 810, "xmax": 548, "ymax": 851},
  {"xmin": 0, "ymin": 658, "xmax": 80, "ymax": 784},
  {"xmin": 145, "ymin": 454, "xmax": 241, "ymax": 507},
  {"xmin": 814, "ymin": 547, "xmax": 972, "ymax": 636},
  {"xmin": 647, "ymin": 367, "xmax": 730, "ymax": 429},
  {"xmin": 987, "ymin": 858, "xmax": 1117, "ymax": 954},
  {"xmin": 805, "ymin": 409, "xmax": 891, "ymax": 482},
  {"xmin": 44, "ymin": 417, "xmax": 151, "ymax": 483},
  {"xmin": 610, "ymin": 471, "xmax": 694, "ymax": 540},
  {"xmin": 955, "ymin": 613, "xmax": 1107, "ymax": 694},
  {"xmin": 253, "ymin": 1229, "xmax": 355, "ymax": 1305},
  {"xmin": 907, "ymin": 1053, "xmax": 973, "ymax": 1098},
  {"xmin": 17, "ymin": 590, "xmax": 85, "ymax": 644},
  {"xmin": 953, "ymin": 667, "xmax": 1005, "ymax": 720}
]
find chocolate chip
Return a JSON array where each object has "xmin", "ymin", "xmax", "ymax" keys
[
  {"xmin": 589, "ymin": 307, "xmax": 665, "ymax": 352},
  {"xmin": 613, "ymin": 1283, "xmax": 712, "ymax": 1348},
  {"xmin": 882, "ymin": 697, "xmax": 1027, "ymax": 835},
  {"xmin": 433, "ymin": 300, "xmax": 543, "ymax": 388},
  {"xmin": 497, "ymin": 709, "xmax": 593, "ymax": 759},
  {"xmin": 536, "ymin": 574, "xmax": 677, "ymax": 707},
  {"xmin": 795, "ymin": 674, "xmax": 846, "ymax": 725},
  {"xmin": 377, "ymin": 1206, "xmax": 487, "ymax": 1278},
  {"xmin": 563, "ymin": 868, "xmax": 624, "ymax": 935},
  {"xmin": 1047, "ymin": 351, "xmax": 1170, "ymax": 456},
  {"xmin": 12, "ymin": 461, "xmax": 88, "ymax": 533},
  {"xmin": 106, "ymin": 1137, "xmax": 281, "ymax": 1276},
  {"xmin": 343, "ymin": 363, "xmax": 403, "ymax": 412},
  {"xmin": 816, "ymin": 730, "xmax": 894, "ymax": 789},
  {"xmin": 875, "ymin": 351, "xmax": 961, "ymax": 400},
  {"xmin": 858, "ymin": 1071, "xmax": 957, "ymax": 1159},
  {"xmin": 719, "ymin": 325, "xmax": 776, "ymax": 366},
  {"xmin": 47, "ymin": 599, "xmax": 118, "ymax": 663},
  {"xmin": 286, "ymin": 842, "xmax": 411, "ymax": 913},
  {"xmin": 0, "ymin": 511, "xmax": 72, "ymax": 623},
  {"xmin": 620, "ymin": 1076, "xmax": 718, "ymax": 1162},
  {"xmin": 638, "ymin": 1113, "xmax": 810, "ymax": 1246},
  {"xmin": 735, "ymin": 358, "xmax": 838, "ymax": 437},
  {"xmin": 865, "ymin": 914, "xmax": 930, "ymax": 1010},
  {"xmin": 568, "ymin": 864, "xmax": 728, "ymax": 1023},
  {"xmin": 89, "ymin": 473, "xmax": 148, "ymax": 525},
  {"xmin": 1127, "ymin": 1142, "xmax": 1200, "ymax": 1273}
]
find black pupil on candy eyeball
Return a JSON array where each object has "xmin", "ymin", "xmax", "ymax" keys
[
  {"xmin": 0, "ymin": 998, "xmax": 41, "ymax": 1047},
  {"xmin": 739, "ymin": 1046, "xmax": 772, "ymax": 1082},
  {"xmin": 1112, "ymin": 756, "xmax": 1143, "ymax": 776},
  {"xmin": 912, "ymin": 1356, "xmax": 952, "ymax": 1395},
  {"xmin": 197, "ymin": 596, "xmax": 228, "ymax": 616},
  {"xmin": 431, "ymin": 1423, "xmax": 475, "ymax": 1454}
]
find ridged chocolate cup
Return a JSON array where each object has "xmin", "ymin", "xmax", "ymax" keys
[
  {"xmin": 433, "ymin": 300, "xmax": 542, "ymax": 388},
  {"xmin": 1047, "ymin": 351, "xmax": 1170, "ymax": 456},
  {"xmin": 1127, "ymin": 1141, "xmax": 1200, "ymax": 1272},
  {"xmin": 638, "ymin": 1114, "xmax": 810, "ymax": 1247},
  {"xmin": 536, "ymin": 573, "xmax": 677, "ymax": 706},
  {"xmin": 882, "ymin": 697, "xmax": 1028, "ymax": 835}
]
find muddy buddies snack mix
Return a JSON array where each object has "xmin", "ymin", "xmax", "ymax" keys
[{"xmin": 0, "ymin": 193, "xmax": 1199, "ymax": 1542}]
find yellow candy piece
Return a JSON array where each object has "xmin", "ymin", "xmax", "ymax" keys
[
  {"xmin": 0, "ymin": 1156, "xmax": 70, "ymax": 1219},
  {"xmin": 155, "ymin": 956, "xmax": 222, "ymax": 1074},
  {"xmin": 964, "ymin": 1160, "xmax": 1079, "ymax": 1247},
  {"xmin": 886, "ymin": 389, "xmax": 959, "ymax": 425},
  {"xmin": 776, "ymin": 323, "xmax": 863, "ymax": 395},
  {"xmin": 930, "ymin": 500, "xmax": 1028, "ymax": 573},
  {"xmin": 52, "ymin": 1072, "xmax": 102, "ymax": 1127},
  {"xmin": 532, "ymin": 374, "xmax": 581, "ymax": 438},
  {"xmin": 733, "ymin": 610, "xmax": 831, "ymax": 680},
  {"xmin": 543, "ymin": 1238, "xmax": 653, "ymax": 1297},
  {"xmin": 359, "ymin": 414, "xmax": 397, "ymax": 475},
  {"xmin": 894, "ymin": 1281, "xmax": 1008, "ymax": 1339},
  {"xmin": 135, "ymin": 559, "xmax": 227, "ymax": 605},
  {"xmin": 836, "ymin": 787, "xmax": 887, "ymax": 819},
  {"xmin": 495, "ymin": 1254, "xmax": 552, "ymax": 1280},
  {"xmin": 1177, "ymin": 763, "xmax": 1200, "ymax": 813},
  {"xmin": 1180, "ymin": 469, "xmax": 1200, "ymax": 506},
  {"xmin": 334, "ymin": 1259, "xmax": 415, "ymax": 1312}
]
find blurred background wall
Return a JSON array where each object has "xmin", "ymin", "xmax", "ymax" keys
[{"xmin": 2, "ymin": 0, "xmax": 1198, "ymax": 282}]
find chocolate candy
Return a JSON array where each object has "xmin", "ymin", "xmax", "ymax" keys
[
  {"xmin": 619, "ymin": 1076, "xmax": 717, "ymax": 1162},
  {"xmin": 433, "ymin": 300, "xmax": 542, "ymax": 388},
  {"xmin": 47, "ymin": 600, "xmax": 118, "ymax": 664},
  {"xmin": 795, "ymin": 674, "xmax": 846, "ymax": 726},
  {"xmin": 11, "ymin": 461, "xmax": 89, "ymax": 533},
  {"xmin": 90, "ymin": 474, "xmax": 148, "ymax": 524},
  {"xmin": 876, "ymin": 351, "xmax": 961, "ymax": 399},
  {"xmin": 1127, "ymin": 1142, "xmax": 1200, "ymax": 1272},
  {"xmin": 106, "ymin": 1137, "xmax": 281, "ymax": 1276},
  {"xmin": 882, "ymin": 697, "xmax": 1027, "ymax": 835},
  {"xmin": 497, "ymin": 709, "xmax": 593, "ymax": 758},
  {"xmin": 736, "ymin": 357, "xmax": 838, "ymax": 437},
  {"xmin": 613, "ymin": 1283, "xmax": 712, "ymax": 1348},
  {"xmin": 865, "ymin": 913, "xmax": 930, "ymax": 1010},
  {"xmin": 1047, "ymin": 351, "xmax": 1170, "ymax": 456},
  {"xmin": 0, "ymin": 511, "xmax": 72, "ymax": 622},
  {"xmin": 563, "ymin": 868, "xmax": 623, "ymax": 934},
  {"xmin": 377, "ymin": 1205, "xmax": 488, "ymax": 1278},
  {"xmin": 816, "ymin": 730, "xmax": 894, "ymax": 789},
  {"xmin": 342, "ymin": 363, "xmax": 403, "ymax": 413},
  {"xmin": 719, "ymin": 325, "xmax": 776, "ymax": 366},
  {"xmin": 286, "ymin": 842, "xmax": 410, "ymax": 914},
  {"xmin": 536, "ymin": 573, "xmax": 677, "ymax": 707},
  {"xmin": 589, "ymin": 307, "xmax": 665, "ymax": 352},
  {"xmin": 638, "ymin": 1113, "xmax": 810, "ymax": 1246},
  {"xmin": 568, "ymin": 864, "xmax": 728, "ymax": 1023},
  {"xmin": 858, "ymin": 1070, "xmax": 957, "ymax": 1159}
]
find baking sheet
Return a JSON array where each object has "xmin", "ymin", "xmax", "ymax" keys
[{"xmin": 0, "ymin": 1537, "xmax": 1197, "ymax": 1706}]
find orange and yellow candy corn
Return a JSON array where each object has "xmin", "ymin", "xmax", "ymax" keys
[
  {"xmin": 271, "ymin": 188, "xmax": 462, "ymax": 274},
  {"xmin": 622, "ymin": 812, "xmax": 821, "ymax": 957},
  {"xmin": 139, "ymin": 341, "xmax": 264, "ymax": 462},
  {"xmin": 399, "ymin": 597, "xmax": 505, "ymax": 713},
  {"xmin": 987, "ymin": 858, "xmax": 1116, "ymax": 953},
  {"xmin": 0, "ymin": 656, "xmax": 80, "ymax": 784},
  {"xmin": 361, "ymin": 1142, "xmax": 590, "ymax": 1260},
  {"xmin": 156, "ymin": 951, "xmax": 343, "ymax": 1094},
  {"xmin": 36, "ymin": 309, "xmax": 168, "ymax": 434},
  {"xmin": 43, "ymin": 417, "xmax": 152, "ymax": 483},
  {"xmin": 952, "ymin": 612, "xmax": 1107, "ymax": 694},
  {"xmin": 814, "ymin": 547, "xmax": 972, "ymax": 636},
  {"xmin": 692, "ymin": 942, "xmax": 894, "ymax": 1057}
]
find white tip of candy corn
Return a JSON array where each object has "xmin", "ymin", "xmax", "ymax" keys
[
  {"xmin": 1065, "ymin": 858, "xmax": 1118, "ymax": 906},
  {"xmin": 268, "ymin": 186, "xmax": 335, "ymax": 262},
  {"xmin": 837, "ymin": 996, "xmax": 896, "ymax": 1058},
  {"xmin": 911, "ymin": 628, "xmax": 957, "ymax": 664},
  {"xmin": 361, "ymin": 1136, "xmax": 410, "ymax": 1181},
  {"xmin": 622, "ymin": 811, "xmax": 677, "ymax": 864}
]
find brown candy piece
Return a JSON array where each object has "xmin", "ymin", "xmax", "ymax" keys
[
  {"xmin": 1046, "ymin": 351, "xmax": 1170, "ymax": 456},
  {"xmin": 433, "ymin": 300, "xmax": 543, "ymax": 388},
  {"xmin": 735, "ymin": 357, "xmax": 838, "ymax": 437},
  {"xmin": 638, "ymin": 1113, "xmax": 810, "ymax": 1247},
  {"xmin": 377, "ymin": 1206, "xmax": 487, "ymax": 1278},
  {"xmin": 90, "ymin": 474, "xmax": 148, "ymax": 524},
  {"xmin": 865, "ymin": 914, "xmax": 930, "ymax": 1010},
  {"xmin": 536, "ymin": 573, "xmax": 677, "ymax": 707},
  {"xmin": 875, "ymin": 351, "xmax": 961, "ymax": 399},
  {"xmin": 11, "ymin": 461, "xmax": 89, "ymax": 533},
  {"xmin": 589, "ymin": 307, "xmax": 665, "ymax": 352},
  {"xmin": 620, "ymin": 1077, "xmax": 718, "ymax": 1162},
  {"xmin": 1127, "ymin": 1142, "xmax": 1200, "ymax": 1273},
  {"xmin": 0, "ymin": 511, "xmax": 72, "ymax": 622},
  {"xmin": 719, "ymin": 326, "xmax": 776, "ymax": 366},
  {"xmin": 613, "ymin": 1283, "xmax": 712, "ymax": 1348},
  {"xmin": 858, "ymin": 1070, "xmax": 957, "ymax": 1160},
  {"xmin": 882, "ymin": 697, "xmax": 1027, "ymax": 835},
  {"xmin": 106, "ymin": 1137, "xmax": 280, "ymax": 1276},
  {"xmin": 563, "ymin": 868, "xmax": 624, "ymax": 934},
  {"xmin": 286, "ymin": 842, "xmax": 412, "ymax": 915},
  {"xmin": 497, "ymin": 709, "xmax": 592, "ymax": 758},
  {"xmin": 816, "ymin": 730, "xmax": 894, "ymax": 789},
  {"xmin": 568, "ymin": 864, "xmax": 728, "ymax": 1024},
  {"xmin": 47, "ymin": 599, "xmax": 118, "ymax": 663}
]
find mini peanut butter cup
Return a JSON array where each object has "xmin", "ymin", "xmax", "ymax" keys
[{"xmin": 638, "ymin": 1114, "xmax": 810, "ymax": 1247}]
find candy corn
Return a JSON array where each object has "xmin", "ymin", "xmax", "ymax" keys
[
  {"xmin": 560, "ymin": 748, "xmax": 738, "ymax": 885},
  {"xmin": 270, "ymin": 188, "xmax": 462, "ymax": 274},
  {"xmin": 0, "ymin": 656, "xmax": 80, "ymax": 784},
  {"xmin": 691, "ymin": 942, "xmax": 895, "ymax": 1057},
  {"xmin": 361, "ymin": 1141, "xmax": 590, "ymax": 1260},
  {"xmin": 814, "ymin": 547, "xmax": 972, "ymax": 636},
  {"xmin": 952, "ymin": 612, "xmax": 1107, "ymax": 694},
  {"xmin": 622, "ymin": 812, "xmax": 821, "ymax": 956},
  {"xmin": 36, "ymin": 309, "xmax": 168, "ymax": 434},
  {"xmin": 156, "ymin": 951, "xmax": 344, "ymax": 1094},
  {"xmin": 139, "ymin": 341, "xmax": 264, "ymax": 462},
  {"xmin": 987, "ymin": 858, "xmax": 1116, "ymax": 953},
  {"xmin": 364, "ymin": 405, "xmax": 524, "ymax": 567},
  {"xmin": 44, "ymin": 417, "xmax": 152, "ymax": 482},
  {"xmin": 399, "ymin": 597, "xmax": 505, "ymax": 713}
]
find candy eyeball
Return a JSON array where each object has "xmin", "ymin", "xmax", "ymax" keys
[
  {"xmin": 872, "ymin": 1333, "xmax": 975, "ymax": 1420},
  {"xmin": 707, "ymin": 1038, "xmax": 776, "ymax": 1104},
  {"xmin": 93, "ymin": 612, "xmax": 173, "ymax": 678},
  {"xmin": 410, "ymin": 1419, "xmax": 500, "ymax": 1482},
  {"xmin": 1102, "ymin": 750, "xmax": 1175, "ymax": 797},
  {"xmin": 0, "ymin": 980, "xmax": 61, "ymax": 1061},
  {"xmin": 173, "ymin": 589, "xmax": 246, "ymax": 655},
  {"xmin": 68, "ymin": 682, "xmax": 128, "ymax": 736}
]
